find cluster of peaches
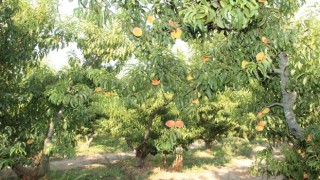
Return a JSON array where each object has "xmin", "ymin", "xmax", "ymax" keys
[
  {"xmin": 165, "ymin": 120, "xmax": 184, "ymax": 128},
  {"xmin": 95, "ymin": 87, "xmax": 112, "ymax": 97},
  {"xmin": 255, "ymin": 107, "xmax": 270, "ymax": 131},
  {"xmin": 131, "ymin": 16, "xmax": 182, "ymax": 39}
]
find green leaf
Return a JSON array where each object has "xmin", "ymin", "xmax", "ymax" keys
[{"xmin": 216, "ymin": 15, "xmax": 225, "ymax": 28}]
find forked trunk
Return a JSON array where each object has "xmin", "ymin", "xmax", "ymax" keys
[
  {"xmin": 172, "ymin": 147, "xmax": 184, "ymax": 171},
  {"xmin": 85, "ymin": 135, "xmax": 94, "ymax": 149},
  {"xmin": 171, "ymin": 154, "xmax": 183, "ymax": 172}
]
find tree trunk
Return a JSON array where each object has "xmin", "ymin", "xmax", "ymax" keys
[
  {"xmin": 12, "ymin": 151, "xmax": 50, "ymax": 180},
  {"xmin": 136, "ymin": 156, "xmax": 146, "ymax": 169},
  {"xmin": 12, "ymin": 121, "xmax": 54, "ymax": 179},
  {"xmin": 135, "ymin": 143, "xmax": 149, "ymax": 168},
  {"xmin": 163, "ymin": 153, "xmax": 167, "ymax": 168},
  {"xmin": 204, "ymin": 139, "xmax": 213, "ymax": 149},
  {"xmin": 171, "ymin": 147, "xmax": 184, "ymax": 171},
  {"xmin": 171, "ymin": 154, "xmax": 183, "ymax": 172},
  {"xmin": 135, "ymin": 100, "xmax": 172, "ymax": 168}
]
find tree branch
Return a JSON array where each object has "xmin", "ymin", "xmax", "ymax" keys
[
  {"xmin": 143, "ymin": 99, "xmax": 172, "ymax": 142},
  {"xmin": 278, "ymin": 52, "xmax": 303, "ymax": 139},
  {"xmin": 266, "ymin": 103, "xmax": 284, "ymax": 108},
  {"xmin": 43, "ymin": 120, "xmax": 54, "ymax": 155},
  {"xmin": 273, "ymin": 69, "xmax": 282, "ymax": 74}
]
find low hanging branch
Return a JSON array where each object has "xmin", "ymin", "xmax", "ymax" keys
[{"xmin": 264, "ymin": 52, "xmax": 303, "ymax": 139}]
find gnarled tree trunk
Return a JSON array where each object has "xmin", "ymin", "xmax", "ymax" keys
[
  {"xmin": 135, "ymin": 142, "xmax": 149, "ymax": 168},
  {"xmin": 204, "ymin": 139, "xmax": 213, "ymax": 149},
  {"xmin": 12, "ymin": 121, "xmax": 54, "ymax": 179},
  {"xmin": 12, "ymin": 151, "xmax": 49, "ymax": 180}
]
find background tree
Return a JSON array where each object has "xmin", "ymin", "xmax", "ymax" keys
[
  {"xmin": 0, "ymin": 0, "xmax": 73, "ymax": 178},
  {"xmin": 0, "ymin": 0, "xmax": 80, "ymax": 179},
  {"xmin": 193, "ymin": 88, "xmax": 259, "ymax": 149}
]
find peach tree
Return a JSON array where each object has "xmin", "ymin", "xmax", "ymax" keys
[
  {"xmin": 76, "ymin": 0, "xmax": 320, "ymax": 176},
  {"xmin": 251, "ymin": 9, "xmax": 320, "ymax": 179}
]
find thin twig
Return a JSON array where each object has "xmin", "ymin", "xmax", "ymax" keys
[{"xmin": 266, "ymin": 103, "xmax": 284, "ymax": 108}]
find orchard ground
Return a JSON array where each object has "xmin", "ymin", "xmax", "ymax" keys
[{"xmin": 0, "ymin": 136, "xmax": 283, "ymax": 180}]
